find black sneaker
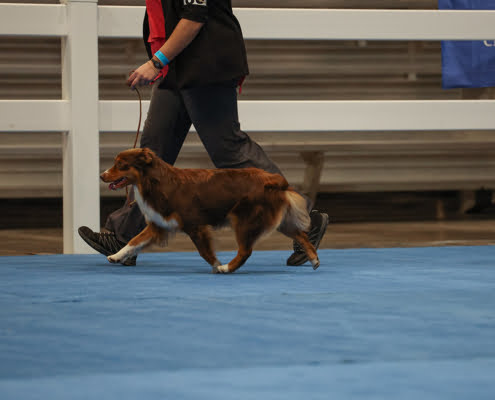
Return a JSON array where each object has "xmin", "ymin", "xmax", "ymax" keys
[
  {"xmin": 286, "ymin": 210, "xmax": 329, "ymax": 267},
  {"xmin": 78, "ymin": 226, "xmax": 137, "ymax": 266}
]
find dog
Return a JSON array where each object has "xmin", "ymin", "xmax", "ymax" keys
[{"xmin": 100, "ymin": 148, "xmax": 320, "ymax": 273}]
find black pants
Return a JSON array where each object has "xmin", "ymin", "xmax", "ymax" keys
[{"xmin": 105, "ymin": 80, "xmax": 285, "ymax": 243}]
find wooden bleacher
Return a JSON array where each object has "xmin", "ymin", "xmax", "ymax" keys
[{"xmin": 1, "ymin": 0, "xmax": 494, "ymax": 207}]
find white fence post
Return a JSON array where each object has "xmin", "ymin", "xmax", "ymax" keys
[{"xmin": 61, "ymin": 0, "xmax": 100, "ymax": 254}]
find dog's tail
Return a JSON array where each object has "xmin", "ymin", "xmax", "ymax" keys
[{"xmin": 281, "ymin": 189, "xmax": 311, "ymax": 232}]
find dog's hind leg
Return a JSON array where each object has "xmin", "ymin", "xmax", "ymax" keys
[
  {"xmin": 108, "ymin": 223, "xmax": 165, "ymax": 265},
  {"xmin": 279, "ymin": 226, "xmax": 320, "ymax": 270},
  {"xmin": 214, "ymin": 214, "xmax": 268, "ymax": 274},
  {"xmin": 278, "ymin": 190, "xmax": 320, "ymax": 269},
  {"xmin": 186, "ymin": 225, "xmax": 221, "ymax": 271},
  {"xmin": 214, "ymin": 242, "xmax": 255, "ymax": 274}
]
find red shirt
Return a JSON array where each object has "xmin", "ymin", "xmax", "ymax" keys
[{"xmin": 146, "ymin": 0, "xmax": 168, "ymax": 79}]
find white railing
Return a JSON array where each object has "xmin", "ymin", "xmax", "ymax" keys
[{"xmin": 1, "ymin": 2, "xmax": 495, "ymax": 253}]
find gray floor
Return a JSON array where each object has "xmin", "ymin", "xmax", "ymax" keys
[{"xmin": 1, "ymin": 219, "xmax": 494, "ymax": 256}]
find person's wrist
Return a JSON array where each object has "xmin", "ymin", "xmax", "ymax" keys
[
  {"xmin": 154, "ymin": 50, "xmax": 170, "ymax": 67},
  {"xmin": 148, "ymin": 60, "xmax": 161, "ymax": 73},
  {"xmin": 150, "ymin": 57, "xmax": 164, "ymax": 71}
]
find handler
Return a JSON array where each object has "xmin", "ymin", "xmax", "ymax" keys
[{"xmin": 79, "ymin": 0, "xmax": 328, "ymax": 266}]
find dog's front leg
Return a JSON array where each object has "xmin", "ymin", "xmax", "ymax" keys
[
  {"xmin": 108, "ymin": 224, "xmax": 162, "ymax": 264},
  {"xmin": 108, "ymin": 244, "xmax": 139, "ymax": 264}
]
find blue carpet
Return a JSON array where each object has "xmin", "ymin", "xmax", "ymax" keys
[{"xmin": 0, "ymin": 247, "xmax": 494, "ymax": 399}]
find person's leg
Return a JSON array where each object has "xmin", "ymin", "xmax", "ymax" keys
[
  {"xmin": 180, "ymin": 81, "xmax": 283, "ymax": 175},
  {"xmin": 140, "ymin": 86, "xmax": 192, "ymax": 165},
  {"xmin": 79, "ymin": 84, "xmax": 192, "ymax": 261},
  {"xmin": 181, "ymin": 81, "xmax": 328, "ymax": 266}
]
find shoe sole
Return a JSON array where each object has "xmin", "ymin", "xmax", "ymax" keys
[
  {"xmin": 287, "ymin": 213, "xmax": 329, "ymax": 267},
  {"xmin": 77, "ymin": 227, "xmax": 136, "ymax": 266}
]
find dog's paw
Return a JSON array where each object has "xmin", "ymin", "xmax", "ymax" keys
[
  {"xmin": 107, "ymin": 255, "xmax": 120, "ymax": 264},
  {"xmin": 311, "ymin": 257, "xmax": 320, "ymax": 270},
  {"xmin": 211, "ymin": 264, "xmax": 230, "ymax": 274},
  {"xmin": 217, "ymin": 264, "xmax": 230, "ymax": 273}
]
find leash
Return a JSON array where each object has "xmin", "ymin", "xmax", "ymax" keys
[
  {"xmin": 133, "ymin": 87, "xmax": 143, "ymax": 149},
  {"xmin": 125, "ymin": 87, "xmax": 143, "ymax": 206}
]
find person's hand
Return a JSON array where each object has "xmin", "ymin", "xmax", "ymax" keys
[{"xmin": 127, "ymin": 61, "xmax": 159, "ymax": 89}]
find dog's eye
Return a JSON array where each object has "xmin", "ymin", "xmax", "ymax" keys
[{"xmin": 117, "ymin": 161, "xmax": 129, "ymax": 171}]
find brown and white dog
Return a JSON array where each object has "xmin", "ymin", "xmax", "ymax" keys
[{"xmin": 100, "ymin": 148, "xmax": 319, "ymax": 273}]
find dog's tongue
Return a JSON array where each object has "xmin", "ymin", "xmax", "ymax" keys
[{"xmin": 109, "ymin": 177, "xmax": 125, "ymax": 190}]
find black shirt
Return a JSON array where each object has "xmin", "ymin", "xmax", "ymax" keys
[{"xmin": 143, "ymin": 0, "xmax": 249, "ymax": 89}]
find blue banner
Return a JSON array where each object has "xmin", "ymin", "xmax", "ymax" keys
[{"xmin": 440, "ymin": 0, "xmax": 495, "ymax": 88}]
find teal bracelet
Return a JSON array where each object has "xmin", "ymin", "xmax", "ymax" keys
[{"xmin": 154, "ymin": 50, "xmax": 170, "ymax": 67}]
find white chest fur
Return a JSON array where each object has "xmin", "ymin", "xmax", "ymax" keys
[{"xmin": 133, "ymin": 186, "xmax": 179, "ymax": 231}]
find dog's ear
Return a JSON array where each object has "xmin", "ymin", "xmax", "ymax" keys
[{"xmin": 140, "ymin": 148, "xmax": 153, "ymax": 165}]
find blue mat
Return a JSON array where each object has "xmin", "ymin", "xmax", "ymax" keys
[{"xmin": 1, "ymin": 247, "xmax": 494, "ymax": 399}]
